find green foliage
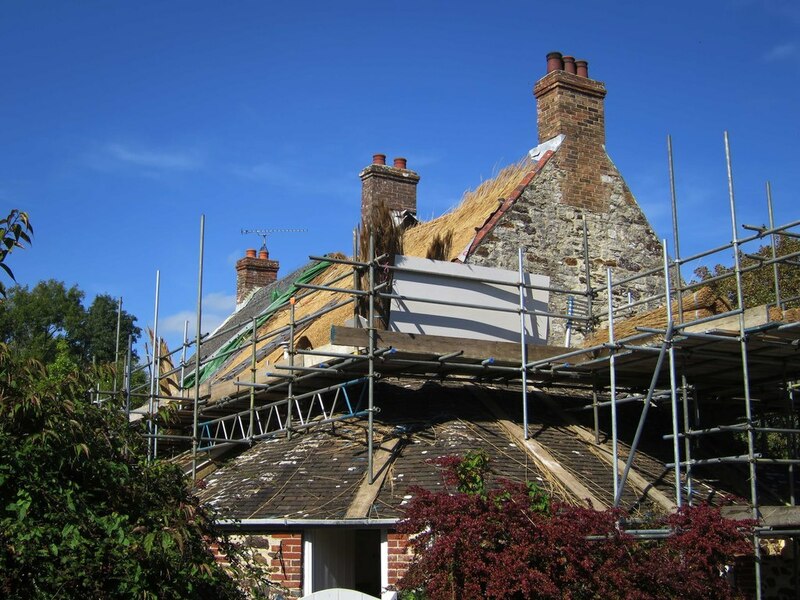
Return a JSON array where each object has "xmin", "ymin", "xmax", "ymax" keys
[
  {"xmin": 0, "ymin": 210, "xmax": 33, "ymax": 297},
  {"xmin": 694, "ymin": 235, "xmax": 800, "ymax": 310},
  {"xmin": 454, "ymin": 450, "xmax": 489, "ymax": 496},
  {"xmin": 85, "ymin": 294, "xmax": 141, "ymax": 363},
  {"xmin": 0, "ymin": 280, "xmax": 85, "ymax": 363},
  {"xmin": 0, "ymin": 281, "xmax": 141, "ymax": 365},
  {"xmin": 0, "ymin": 344, "xmax": 258, "ymax": 598},
  {"xmin": 446, "ymin": 450, "xmax": 551, "ymax": 514}
]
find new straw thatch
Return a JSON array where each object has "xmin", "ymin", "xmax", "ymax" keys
[
  {"xmin": 583, "ymin": 287, "xmax": 732, "ymax": 347},
  {"xmin": 403, "ymin": 157, "xmax": 533, "ymax": 261},
  {"xmin": 199, "ymin": 157, "xmax": 537, "ymax": 398},
  {"xmin": 208, "ymin": 261, "xmax": 353, "ymax": 384}
]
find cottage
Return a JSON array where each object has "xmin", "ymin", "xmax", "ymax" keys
[{"xmin": 154, "ymin": 53, "xmax": 800, "ymax": 599}]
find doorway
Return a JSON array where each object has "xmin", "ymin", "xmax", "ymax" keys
[{"xmin": 306, "ymin": 528, "xmax": 381, "ymax": 596}]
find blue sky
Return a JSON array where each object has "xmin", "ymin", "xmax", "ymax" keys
[{"xmin": 2, "ymin": 0, "xmax": 799, "ymax": 352}]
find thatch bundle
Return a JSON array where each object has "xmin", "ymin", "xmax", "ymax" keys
[
  {"xmin": 425, "ymin": 230, "xmax": 453, "ymax": 261},
  {"xmin": 358, "ymin": 199, "xmax": 404, "ymax": 326},
  {"xmin": 768, "ymin": 306, "xmax": 800, "ymax": 323},
  {"xmin": 583, "ymin": 287, "xmax": 732, "ymax": 347}
]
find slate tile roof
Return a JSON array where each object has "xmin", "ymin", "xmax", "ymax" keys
[
  {"xmin": 200, "ymin": 378, "xmax": 692, "ymax": 521},
  {"xmin": 201, "ymin": 422, "xmax": 370, "ymax": 520}
]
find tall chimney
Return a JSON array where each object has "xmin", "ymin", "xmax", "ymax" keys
[
  {"xmin": 236, "ymin": 248, "xmax": 279, "ymax": 306},
  {"xmin": 533, "ymin": 53, "xmax": 606, "ymax": 146},
  {"xmin": 359, "ymin": 154, "xmax": 420, "ymax": 227},
  {"xmin": 533, "ymin": 52, "xmax": 611, "ymax": 211}
]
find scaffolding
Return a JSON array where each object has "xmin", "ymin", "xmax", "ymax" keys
[{"xmin": 115, "ymin": 132, "xmax": 799, "ymax": 599}]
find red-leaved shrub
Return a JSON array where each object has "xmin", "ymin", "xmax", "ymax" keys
[{"xmin": 398, "ymin": 452, "xmax": 753, "ymax": 599}]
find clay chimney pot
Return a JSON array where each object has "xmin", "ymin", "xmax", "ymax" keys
[
  {"xmin": 562, "ymin": 55, "xmax": 577, "ymax": 74},
  {"xmin": 258, "ymin": 250, "xmax": 268, "ymax": 260},
  {"xmin": 575, "ymin": 59, "xmax": 589, "ymax": 78},
  {"xmin": 245, "ymin": 248, "xmax": 257, "ymax": 258},
  {"xmin": 393, "ymin": 157, "xmax": 407, "ymax": 169},
  {"xmin": 372, "ymin": 153, "xmax": 386, "ymax": 166},
  {"xmin": 546, "ymin": 51, "xmax": 563, "ymax": 73}
]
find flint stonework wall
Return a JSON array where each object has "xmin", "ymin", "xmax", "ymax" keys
[{"xmin": 469, "ymin": 157, "xmax": 665, "ymax": 346}]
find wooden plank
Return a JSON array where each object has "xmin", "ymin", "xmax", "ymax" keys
[
  {"xmin": 683, "ymin": 304, "xmax": 771, "ymax": 334},
  {"xmin": 722, "ymin": 505, "xmax": 800, "ymax": 527},
  {"xmin": 472, "ymin": 387, "xmax": 605, "ymax": 510},
  {"xmin": 345, "ymin": 438, "xmax": 402, "ymax": 518},
  {"xmin": 331, "ymin": 325, "xmax": 575, "ymax": 365}
]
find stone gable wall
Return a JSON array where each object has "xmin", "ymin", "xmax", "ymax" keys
[{"xmin": 469, "ymin": 156, "xmax": 665, "ymax": 346}]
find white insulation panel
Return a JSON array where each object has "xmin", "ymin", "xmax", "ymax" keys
[{"xmin": 388, "ymin": 255, "xmax": 550, "ymax": 344}]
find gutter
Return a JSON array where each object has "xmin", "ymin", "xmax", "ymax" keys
[{"xmin": 216, "ymin": 518, "xmax": 399, "ymax": 529}]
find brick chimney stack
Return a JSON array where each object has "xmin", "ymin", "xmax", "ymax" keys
[
  {"xmin": 236, "ymin": 248, "xmax": 279, "ymax": 306},
  {"xmin": 534, "ymin": 51, "xmax": 607, "ymax": 146},
  {"xmin": 533, "ymin": 51, "xmax": 610, "ymax": 211},
  {"xmin": 359, "ymin": 154, "xmax": 420, "ymax": 226}
]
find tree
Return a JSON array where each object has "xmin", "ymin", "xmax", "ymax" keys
[
  {"xmin": 398, "ymin": 452, "xmax": 753, "ymax": 600},
  {"xmin": 0, "ymin": 344, "xmax": 255, "ymax": 598},
  {"xmin": 0, "ymin": 280, "xmax": 86, "ymax": 363},
  {"xmin": 0, "ymin": 212, "xmax": 274, "ymax": 598},
  {"xmin": 0, "ymin": 210, "xmax": 33, "ymax": 297},
  {"xmin": 0, "ymin": 282, "xmax": 141, "ymax": 365},
  {"xmin": 85, "ymin": 294, "xmax": 142, "ymax": 363},
  {"xmin": 694, "ymin": 235, "xmax": 800, "ymax": 310}
]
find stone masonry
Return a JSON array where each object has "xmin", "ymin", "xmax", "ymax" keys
[{"xmin": 469, "ymin": 53, "xmax": 665, "ymax": 345}]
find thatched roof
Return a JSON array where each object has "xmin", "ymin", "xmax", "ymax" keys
[
  {"xmin": 197, "ymin": 156, "xmax": 540, "ymax": 394},
  {"xmin": 403, "ymin": 157, "xmax": 533, "ymax": 261}
]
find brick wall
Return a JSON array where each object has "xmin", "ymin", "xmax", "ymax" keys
[
  {"xmin": 386, "ymin": 531, "xmax": 413, "ymax": 590},
  {"xmin": 360, "ymin": 162, "xmax": 419, "ymax": 226},
  {"xmin": 266, "ymin": 533, "xmax": 303, "ymax": 593}
]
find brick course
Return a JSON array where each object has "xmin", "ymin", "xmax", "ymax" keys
[
  {"xmin": 360, "ymin": 163, "xmax": 419, "ymax": 226},
  {"xmin": 236, "ymin": 252, "xmax": 279, "ymax": 306},
  {"xmin": 386, "ymin": 531, "xmax": 413, "ymax": 589}
]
